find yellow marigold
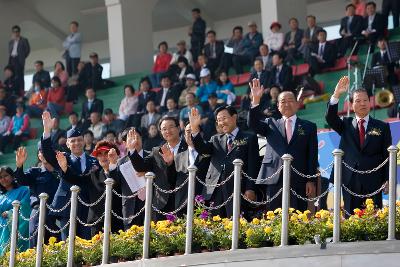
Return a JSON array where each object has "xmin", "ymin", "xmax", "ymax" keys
[
  {"xmin": 290, "ymin": 214, "xmax": 298, "ymax": 222},
  {"xmin": 320, "ymin": 210, "xmax": 330, "ymax": 219},
  {"xmin": 212, "ymin": 215, "xmax": 221, "ymax": 222},
  {"xmin": 264, "ymin": 226, "xmax": 272, "ymax": 234},
  {"xmin": 246, "ymin": 228, "xmax": 254, "ymax": 236},
  {"xmin": 240, "ymin": 218, "xmax": 248, "ymax": 226},
  {"xmin": 396, "ymin": 200, "xmax": 400, "ymax": 207},
  {"xmin": 224, "ymin": 221, "xmax": 233, "ymax": 230},
  {"xmin": 353, "ymin": 208, "xmax": 361, "ymax": 214},
  {"xmin": 304, "ymin": 210, "xmax": 311, "ymax": 215},
  {"xmin": 48, "ymin": 236, "xmax": 57, "ymax": 246},
  {"xmin": 326, "ymin": 221, "xmax": 333, "ymax": 229},
  {"xmin": 299, "ymin": 214, "xmax": 309, "ymax": 223},
  {"xmin": 366, "ymin": 203, "xmax": 374, "ymax": 211},
  {"xmin": 365, "ymin": 198, "xmax": 374, "ymax": 206},
  {"xmin": 252, "ymin": 218, "xmax": 260, "ymax": 225},
  {"xmin": 274, "ymin": 208, "xmax": 282, "ymax": 214},
  {"xmin": 296, "ymin": 210, "xmax": 302, "ymax": 215},
  {"xmin": 151, "ymin": 221, "xmax": 156, "ymax": 228},
  {"xmin": 266, "ymin": 211, "xmax": 275, "ymax": 218},
  {"xmin": 289, "ymin": 208, "xmax": 295, "ymax": 213}
]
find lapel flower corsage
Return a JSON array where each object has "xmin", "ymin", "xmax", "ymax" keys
[
  {"xmin": 367, "ymin": 128, "xmax": 382, "ymax": 136},
  {"xmin": 297, "ymin": 126, "xmax": 306, "ymax": 136},
  {"xmin": 233, "ymin": 138, "xmax": 248, "ymax": 147}
]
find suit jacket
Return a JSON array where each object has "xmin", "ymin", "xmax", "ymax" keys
[
  {"xmin": 303, "ymin": 26, "xmax": 323, "ymax": 42},
  {"xmin": 192, "ymin": 129, "xmax": 259, "ymax": 200},
  {"xmin": 155, "ymin": 87, "xmax": 180, "ymax": 108},
  {"xmin": 340, "ymin": 15, "xmax": 364, "ymax": 36},
  {"xmin": 81, "ymin": 98, "xmax": 104, "ymax": 121},
  {"xmin": 268, "ymin": 64, "xmax": 293, "ymax": 90},
  {"xmin": 311, "ymin": 42, "xmax": 337, "ymax": 68},
  {"xmin": 8, "ymin": 37, "xmax": 30, "ymax": 66},
  {"xmin": 81, "ymin": 63, "xmax": 103, "ymax": 90},
  {"xmin": 140, "ymin": 113, "xmax": 161, "ymax": 130},
  {"xmin": 109, "ymin": 150, "xmax": 150, "ymax": 228},
  {"xmin": 362, "ymin": 13, "xmax": 385, "ymax": 38},
  {"xmin": 32, "ymin": 70, "xmax": 51, "ymax": 88},
  {"xmin": 248, "ymin": 105, "xmax": 318, "ymax": 186},
  {"xmin": 204, "ymin": 41, "xmax": 225, "ymax": 61},
  {"xmin": 284, "ymin": 29, "xmax": 304, "ymax": 49},
  {"xmin": 249, "ymin": 70, "xmax": 270, "ymax": 90},
  {"xmin": 41, "ymin": 136, "xmax": 99, "ymax": 218},
  {"xmin": 137, "ymin": 91, "xmax": 156, "ymax": 114},
  {"xmin": 325, "ymin": 103, "xmax": 392, "ymax": 191}
]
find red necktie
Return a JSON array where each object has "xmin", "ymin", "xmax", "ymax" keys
[{"xmin": 358, "ymin": 119, "xmax": 365, "ymax": 147}]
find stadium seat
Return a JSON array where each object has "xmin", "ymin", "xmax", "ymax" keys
[
  {"xmin": 64, "ymin": 102, "xmax": 74, "ymax": 114},
  {"xmin": 237, "ymin": 72, "xmax": 251, "ymax": 86},
  {"xmin": 322, "ymin": 55, "xmax": 358, "ymax": 73},
  {"xmin": 151, "ymin": 87, "xmax": 162, "ymax": 93},
  {"xmin": 292, "ymin": 63, "xmax": 310, "ymax": 77},
  {"xmin": 229, "ymin": 74, "xmax": 240, "ymax": 86}
]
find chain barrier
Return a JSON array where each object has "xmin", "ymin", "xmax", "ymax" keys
[
  {"xmin": 153, "ymin": 177, "xmax": 189, "ymax": 194},
  {"xmin": 152, "ymin": 199, "xmax": 188, "ymax": 216},
  {"xmin": 77, "ymin": 191, "xmax": 106, "ymax": 207},
  {"xmin": 196, "ymin": 172, "xmax": 234, "ymax": 188},
  {"xmin": 112, "ymin": 189, "xmax": 139, "ymax": 199},
  {"xmin": 242, "ymin": 165, "xmax": 283, "ymax": 182},
  {"xmin": 290, "ymin": 185, "xmax": 334, "ymax": 206},
  {"xmin": 291, "ymin": 166, "xmax": 321, "ymax": 179},
  {"xmin": 46, "ymin": 199, "xmax": 71, "ymax": 213},
  {"xmin": 44, "ymin": 220, "xmax": 70, "ymax": 234},
  {"xmin": 319, "ymin": 161, "xmax": 334, "ymax": 175},
  {"xmin": 0, "ymin": 237, "xmax": 10, "ymax": 251},
  {"xmin": 198, "ymin": 194, "xmax": 234, "ymax": 211},
  {"xmin": 342, "ymin": 183, "xmax": 386, "ymax": 199},
  {"xmin": 241, "ymin": 188, "xmax": 283, "ymax": 206},
  {"xmin": 0, "ymin": 219, "xmax": 11, "ymax": 228},
  {"xmin": 18, "ymin": 227, "xmax": 39, "ymax": 241},
  {"xmin": 76, "ymin": 214, "xmax": 105, "ymax": 227},
  {"xmin": 19, "ymin": 209, "xmax": 39, "ymax": 222},
  {"xmin": 342, "ymin": 158, "xmax": 388, "ymax": 174},
  {"xmin": 111, "ymin": 206, "xmax": 145, "ymax": 221}
]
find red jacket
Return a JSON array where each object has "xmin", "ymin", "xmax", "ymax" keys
[
  {"xmin": 47, "ymin": 87, "xmax": 65, "ymax": 106},
  {"xmin": 152, "ymin": 53, "xmax": 172, "ymax": 73}
]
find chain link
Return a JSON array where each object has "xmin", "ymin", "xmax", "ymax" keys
[
  {"xmin": 46, "ymin": 199, "xmax": 71, "ymax": 213},
  {"xmin": 77, "ymin": 191, "xmax": 106, "ymax": 207},
  {"xmin": 153, "ymin": 177, "xmax": 189, "ymax": 194},
  {"xmin": 152, "ymin": 199, "xmax": 188, "ymax": 216},
  {"xmin": 342, "ymin": 158, "xmax": 388, "ymax": 174},
  {"xmin": 76, "ymin": 214, "xmax": 105, "ymax": 227},
  {"xmin": 319, "ymin": 161, "xmax": 334, "ymax": 175},
  {"xmin": 0, "ymin": 237, "xmax": 10, "ymax": 251},
  {"xmin": 111, "ymin": 206, "xmax": 145, "ymax": 221},
  {"xmin": 19, "ymin": 209, "xmax": 39, "ymax": 222},
  {"xmin": 291, "ymin": 166, "xmax": 320, "ymax": 179},
  {"xmin": 342, "ymin": 183, "xmax": 386, "ymax": 198},
  {"xmin": 45, "ymin": 220, "xmax": 70, "ymax": 234},
  {"xmin": 198, "ymin": 194, "xmax": 233, "ymax": 210},
  {"xmin": 112, "ymin": 189, "xmax": 139, "ymax": 199},
  {"xmin": 0, "ymin": 219, "xmax": 11, "ymax": 228},
  {"xmin": 241, "ymin": 188, "xmax": 283, "ymax": 206},
  {"xmin": 18, "ymin": 227, "xmax": 39, "ymax": 241},
  {"xmin": 196, "ymin": 171, "xmax": 234, "ymax": 188},
  {"xmin": 242, "ymin": 165, "xmax": 283, "ymax": 182},
  {"xmin": 290, "ymin": 185, "xmax": 333, "ymax": 207}
]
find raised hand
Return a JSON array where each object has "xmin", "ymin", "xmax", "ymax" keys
[
  {"xmin": 159, "ymin": 144, "xmax": 174, "ymax": 166},
  {"xmin": 333, "ymin": 76, "xmax": 349, "ymax": 99},
  {"xmin": 249, "ymin": 78, "xmax": 264, "ymax": 105},
  {"xmin": 16, "ymin": 147, "xmax": 28, "ymax": 168},
  {"xmin": 188, "ymin": 107, "xmax": 201, "ymax": 133},
  {"xmin": 56, "ymin": 151, "xmax": 68, "ymax": 173},
  {"xmin": 126, "ymin": 129, "xmax": 139, "ymax": 151},
  {"xmin": 42, "ymin": 111, "xmax": 54, "ymax": 135},
  {"xmin": 108, "ymin": 148, "xmax": 119, "ymax": 165}
]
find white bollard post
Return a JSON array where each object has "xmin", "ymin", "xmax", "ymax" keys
[
  {"xmin": 231, "ymin": 159, "xmax": 243, "ymax": 250},
  {"xmin": 9, "ymin": 200, "xmax": 20, "ymax": 267},
  {"xmin": 280, "ymin": 154, "xmax": 293, "ymax": 247},
  {"xmin": 185, "ymin": 165, "xmax": 197, "ymax": 255},
  {"xmin": 387, "ymin": 145, "xmax": 398, "ymax": 241},
  {"xmin": 142, "ymin": 172, "xmax": 155, "ymax": 259},
  {"xmin": 67, "ymin": 185, "xmax": 80, "ymax": 267},
  {"xmin": 35, "ymin": 193, "xmax": 49, "ymax": 267},
  {"xmin": 332, "ymin": 149, "xmax": 344, "ymax": 243},
  {"xmin": 102, "ymin": 178, "xmax": 114, "ymax": 264}
]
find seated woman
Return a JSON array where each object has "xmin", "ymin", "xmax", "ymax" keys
[
  {"xmin": 54, "ymin": 61, "xmax": 69, "ymax": 88},
  {"xmin": 0, "ymin": 166, "xmax": 30, "ymax": 255},
  {"xmin": 168, "ymin": 56, "xmax": 194, "ymax": 87},
  {"xmin": 216, "ymin": 71, "xmax": 236, "ymax": 105},
  {"xmin": 46, "ymin": 76, "xmax": 65, "ymax": 118},
  {"xmin": 149, "ymin": 41, "xmax": 172, "ymax": 88},
  {"xmin": 3, "ymin": 65, "xmax": 21, "ymax": 97},
  {"xmin": 118, "ymin": 85, "xmax": 139, "ymax": 121},
  {"xmin": 143, "ymin": 124, "xmax": 163, "ymax": 151},
  {"xmin": 178, "ymin": 74, "xmax": 197, "ymax": 107},
  {"xmin": 0, "ymin": 104, "xmax": 30, "ymax": 154},
  {"xmin": 265, "ymin": 22, "xmax": 284, "ymax": 53},
  {"xmin": 26, "ymin": 81, "xmax": 47, "ymax": 118}
]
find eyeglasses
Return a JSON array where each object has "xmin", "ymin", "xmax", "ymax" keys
[
  {"xmin": 0, "ymin": 174, "xmax": 11, "ymax": 180},
  {"xmin": 160, "ymin": 125, "xmax": 177, "ymax": 132}
]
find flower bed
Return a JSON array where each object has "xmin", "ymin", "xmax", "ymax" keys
[{"xmin": 2, "ymin": 199, "xmax": 400, "ymax": 267}]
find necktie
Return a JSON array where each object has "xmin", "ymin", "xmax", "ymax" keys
[
  {"xmin": 318, "ymin": 44, "xmax": 324, "ymax": 56},
  {"xmin": 72, "ymin": 156, "xmax": 82, "ymax": 174},
  {"xmin": 88, "ymin": 101, "xmax": 92, "ymax": 111},
  {"xmin": 347, "ymin": 17, "xmax": 352, "ymax": 33},
  {"xmin": 227, "ymin": 134, "xmax": 233, "ymax": 152},
  {"xmin": 275, "ymin": 67, "xmax": 281, "ymax": 85},
  {"xmin": 358, "ymin": 119, "xmax": 365, "ymax": 147},
  {"xmin": 285, "ymin": 118, "xmax": 292, "ymax": 143}
]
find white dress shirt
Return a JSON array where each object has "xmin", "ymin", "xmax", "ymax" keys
[
  {"xmin": 11, "ymin": 40, "xmax": 19, "ymax": 57},
  {"xmin": 188, "ymin": 147, "xmax": 198, "ymax": 166}
]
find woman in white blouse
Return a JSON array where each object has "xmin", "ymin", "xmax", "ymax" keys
[
  {"xmin": 265, "ymin": 22, "xmax": 284, "ymax": 53},
  {"xmin": 118, "ymin": 85, "xmax": 139, "ymax": 121}
]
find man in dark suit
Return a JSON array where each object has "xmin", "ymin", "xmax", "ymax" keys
[
  {"xmin": 268, "ymin": 52, "xmax": 293, "ymax": 91},
  {"xmin": 309, "ymin": 30, "xmax": 337, "ymax": 75},
  {"xmin": 382, "ymin": 0, "xmax": 399, "ymax": 28},
  {"xmin": 189, "ymin": 105, "xmax": 259, "ymax": 218},
  {"xmin": 137, "ymin": 77, "xmax": 156, "ymax": 114},
  {"xmin": 50, "ymin": 117, "xmax": 66, "ymax": 147},
  {"xmin": 371, "ymin": 37, "xmax": 398, "ymax": 85},
  {"xmin": 81, "ymin": 87, "xmax": 104, "ymax": 130},
  {"xmin": 126, "ymin": 117, "xmax": 182, "ymax": 220},
  {"xmin": 248, "ymin": 79, "xmax": 318, "ymax": 211},
  {"xmin": 66, "ymin": 111, "xmax": 83, "ymax": 132},
  {"xmin": 248, "ymin": 59, "xmax": 270, "ymax": 97},
  {"xmin": 362, "ymin": 2, "xmax": 386, "ymax": 46},
  {"xmin": 190, "ymin": 8, "xmax": 206, "ymax": 62},
  {"xmin": 41, "ymin": 111, "xmax": 99, "ymax": 240},
  {"xmin": 8, "ymin": 25, "xmax": 30, "ymax": 92},
  {"xmin": 81, "ymin": 53, "xmax": 104, "ymax": 91},
  {"xmin": 300, "ymin": 15, "xmax": 323, "ymax": 61},
  {"xmin": 204, "ymin": 30, "xmax": 224, "ymax": 76},
  {"xmin": 338, "ymin": 4, "xmax": 364, "ymax": 57},
  {"xmin": 32, "ymin": 60, "xmax": 51, "ymax": 89},
  {"xmin": 155, "ymin": 75, "xmax": 180, "ymax": 113},
  {"xmin": 326, "ymin": 77, "xmax": 392, "ymax": 212},
  {"xmin": 283, "ymin": 18, "xmax": 304, "ymax": 65}
]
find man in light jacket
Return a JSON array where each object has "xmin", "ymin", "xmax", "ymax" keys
[{"xmin": 63, "ymin": 21, "xmax": 82, "ymax": 76}]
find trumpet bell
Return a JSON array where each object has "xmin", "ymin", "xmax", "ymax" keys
[{"xmin": 375, "ymin": 89, "xmax": 394, "ymax": 108}]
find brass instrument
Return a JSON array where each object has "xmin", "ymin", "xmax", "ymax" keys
[{"xmin": 375, "ymin": 89, "xmax": 394, "ymax": 108}]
